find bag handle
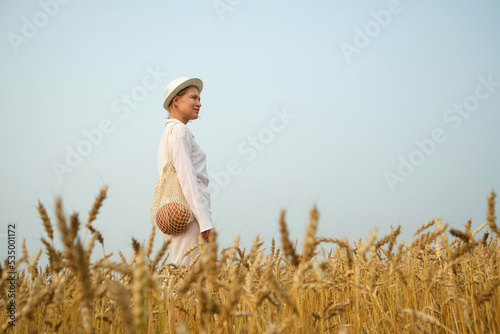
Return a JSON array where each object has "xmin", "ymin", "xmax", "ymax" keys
[{"xmin": 165, "ymin": 121, "xmax": 179, "ymax": 171}]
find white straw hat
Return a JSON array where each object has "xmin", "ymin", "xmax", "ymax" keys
[{"xmin": 163, "ymin": 76, "xmax": 203, "ymax": 111}]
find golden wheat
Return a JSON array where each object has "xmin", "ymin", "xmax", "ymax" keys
[{"xmin": 0, "ymin": 187, "xmax": 499, "ymax": 333}]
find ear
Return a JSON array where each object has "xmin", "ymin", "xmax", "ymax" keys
[{"xmin": 172, "ymin": 96, "xmax": 179, "ymax": 107}]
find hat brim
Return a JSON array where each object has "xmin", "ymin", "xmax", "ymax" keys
[{"xmin": 163, "ymin": 78, "xmax": 203, "ymax": 111}]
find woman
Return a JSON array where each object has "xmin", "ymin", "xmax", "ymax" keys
[{"xmin": 157, "ymin": 76, "xmax": 214, "ymax": 266}]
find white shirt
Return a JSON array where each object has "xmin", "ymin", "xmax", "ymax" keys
[
  {"xmin": 158, "ymin": 119, "xmax": 213, "ymax": 232},
  {"xmin": 157, "ymin": 119, "xmax": 213, "ymax": 265}
]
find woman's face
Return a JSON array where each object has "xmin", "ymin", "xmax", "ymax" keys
[{"xmin": 171, "ymin": 86, "xmax": 201, "ymax": 124}]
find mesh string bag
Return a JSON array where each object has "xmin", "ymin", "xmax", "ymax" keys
[{"xmin": 150, "ymin": 123, "xmax": 194, "ymax": 235}]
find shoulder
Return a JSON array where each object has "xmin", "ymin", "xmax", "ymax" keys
[{"xmin": 168, "ymin": 121, "xmax": 193, "ymax": 142}]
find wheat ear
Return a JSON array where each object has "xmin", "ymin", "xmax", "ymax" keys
[
  {"xmin": 302, "ymin": 206, "xmax": 319, "ymax": 263},
  {"xmin": 278, "ymin": 210, "xmax": 299, "ymax": 267},
  {"xmin": 83, "ymin": 185, "xmax": 108, "ymax": 244},
  {"xmin": 487, "ymin": 189, "xmax": 498, "ymax": 237}
]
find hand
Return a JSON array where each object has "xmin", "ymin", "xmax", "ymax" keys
[{"xmin": 201, "ymin": 229, "xmax": 213, "ymax": 243}]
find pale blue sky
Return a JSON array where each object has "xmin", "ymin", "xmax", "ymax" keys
[{"xmin": 1, "ymin": 0, "xmax": 499, "ymax": 261}]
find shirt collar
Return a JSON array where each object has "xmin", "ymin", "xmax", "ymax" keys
[{"xmin": 165, "ymin": 119, "xmax": 182, "ymax": 126}]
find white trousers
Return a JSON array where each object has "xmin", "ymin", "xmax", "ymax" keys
[{"xmin": 162, "ymin": 218, "xmax": 201, "ymax": 266}]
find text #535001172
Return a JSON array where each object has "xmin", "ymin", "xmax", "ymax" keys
[{"xmin": 6, "ymin": 223, "xmax": 17, "ymax": 326}]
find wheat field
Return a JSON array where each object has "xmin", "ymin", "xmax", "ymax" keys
[{"xmin": 1, "ymin": 186, "xmax": 499, "ymax": 333}]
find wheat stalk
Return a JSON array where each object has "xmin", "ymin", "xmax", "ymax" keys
[
  {"xmin": 149, "ymin": 240, "xmax": 171, "ymax": 274},
  {"xmin": 132, "ymin": 247, "xmax": 148, "ymax": 332},
  {"xmin": 108, "ymin": 282, "xmax": 135, "ymax": 334},
  {"xmin": 302, "ymin": 206, "xmax": 319, "ymax": 263},
  {"xmin": 278, "ymin": 210, "xmax": 299, "ymax": 267},
  {"xmin": 471, "ymin": 222, "xmax": 488, "ymax": 238},
  {"xmin": 402, "ymin": 309, "xmax": 455, "ymax": 333},
  {"xmin": 146, "ymin": 224, "xmax": 156, "ymax": 260},
  {"xmin": 412, "ymin": 219, "xmax": 437, "ymax": 239},
  {"xmin": 38, "ymin": 200, "xmax": 54, "ymax": 244},
  {"xmin": 487, "ymin": 190, "xmax": 498, "ymax": 237},
  {"xmin": 82, "ymin": 185, "xmax": 108, "ymax": 245},
  {"xmin": 87, "ymin": 185, "xmax": 108, "ymax": 226},
  {"xmin": 358, "ymin": 228, "xmax": 377, "ymax": 260},
  {"xmin": 474, "ymin": 279, "xmax": 500, "ymax": 305}
]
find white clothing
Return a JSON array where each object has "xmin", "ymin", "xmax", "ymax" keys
[{"xmin": 157, "ymin": 119, "xmax": 213, "ymax": 265}]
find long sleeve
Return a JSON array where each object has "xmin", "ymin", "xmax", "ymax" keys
[{"xmin": 165, "ymin": 123, "xmax": 213, "ymax": 232}]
